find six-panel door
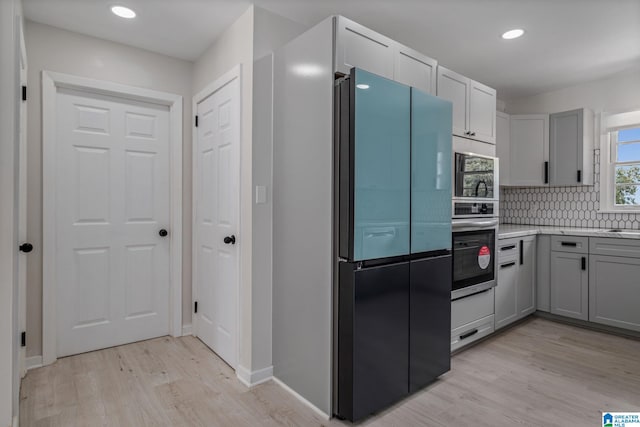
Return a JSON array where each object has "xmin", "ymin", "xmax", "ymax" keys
[{"xmin": 55, "ymin": 87, "xmax": 170, "ymax": 357}]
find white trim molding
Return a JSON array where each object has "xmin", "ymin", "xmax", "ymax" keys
[
  {"xmin": 236, "ymin": 365, "xmax": 273, "ymax": 388},
  {"xmin": 25, "ymin": 356, "xmax": 42, "ymax": 371},
  {"xmin": 272, "ymin": 377, "xmax": 330, "ymax": 420},
  {"xmin": 41, "ymin": 71, "xmax": 183, "ymax": 366},
  {"xmin": 181, "ymin": 324, "xmax": 193, "ymax": 336},
  {"xmin": 191, "ymin": 64, "xmax": 243, "ymax": 369}
]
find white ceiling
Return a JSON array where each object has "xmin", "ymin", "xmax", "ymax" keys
[{"xmin": 23, "ymin": 0, "xmax": 640, "ymax": 100}]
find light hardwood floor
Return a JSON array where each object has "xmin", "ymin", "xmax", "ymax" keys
[{"xmin": 21, "ymin": 317, "xmax": 640, "ymax": 427}]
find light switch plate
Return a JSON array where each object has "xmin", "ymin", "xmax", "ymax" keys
[{"xmin": 255, "ymin": 185, "xmax": 267, "ymax": 204}]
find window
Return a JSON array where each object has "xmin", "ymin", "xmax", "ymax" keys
[
  {"xmin": 601, "ymin": 110, "xmax": 640, "ymax": 212},
  {"xmin": 612, "ymin": 127, "xmax": 640, "ymax": 206}
]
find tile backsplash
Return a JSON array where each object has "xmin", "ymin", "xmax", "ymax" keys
[{"xmin": 500, "ymin": 149, "xmax": 640, "ymax": 230}]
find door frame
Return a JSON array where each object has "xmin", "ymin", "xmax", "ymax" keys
[
  {"xmin": 191, "ymin": 65, "xmax": 242, "ymax": 369},
  {"xmin": 42, "ymin": 71, "xmax": 183, "ymax": 366}
]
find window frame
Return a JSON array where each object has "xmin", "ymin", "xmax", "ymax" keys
[{"xmin": 600, "ymin": 112, "xmax": 640, "ymax": 212}]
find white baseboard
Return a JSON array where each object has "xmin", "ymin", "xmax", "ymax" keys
[
  {"xmin": 272, "ymin": 376, "xmax": 330, "ymax": 420},
  {"xmin": 236, "ymin": 365, "xmax": 273, "ymax": 388},
  {"xmin": 181, "ymin": 324, "xmax": 193, "ymax": 336},
  {"xmin": 25, "ymin": 355, "xmax": 42, "ymax": 371}
]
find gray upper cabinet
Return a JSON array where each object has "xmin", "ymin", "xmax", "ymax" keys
[
  {"xmin": 549, "ymin": 108, "xmax": 594, "ymax": 186},
  {"xmin": 550, "ymin": 249, "xmax": 588, "ymax": 321},
  {"xmin": 509, "ymin": 114, "xmax": 549, "ymax": 186},
  {"xmin": 436, "ymin": 66, "xmax": 469, "ymax": 138},
  {"xmin": 496, "ymin": 111, "xmax": 511, "ymax": 185},
  {"xmin": 505, "ymin": 108, "xmax": 593, "ymax": 187},
  {"xmin": 334, "ymin": 16, "xmax": 437, "ymax": 95},
  {"xmin": 469, "ymin": 80, "xmax": 497, "ymax": 144},
  {"xmin": 335, "ymin": 16, "xmax": 395, "ymax": 79},
  {"xmin": 394, "ymin": 46, "xmax": 437, "ymax": 95},
  {"xmin": 436, "ymin": 66, "xmax": 496, "ymax": 145}
]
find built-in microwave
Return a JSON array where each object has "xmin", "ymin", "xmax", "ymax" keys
[{"xmin": 453, "ymin": 152, "xmax": 498, "ymax": 201}]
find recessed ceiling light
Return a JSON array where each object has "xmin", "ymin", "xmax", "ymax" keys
[
  {"xmin": 356, "ymin": 84, "xmax": 370, "ymax": 90},
  {"xmin": 111, "ymin": 5, "xmax": 136, "ymax": 19},
  {"xmin": 502, "ymin": 29, "xmax": 525, "ymax": 40}
]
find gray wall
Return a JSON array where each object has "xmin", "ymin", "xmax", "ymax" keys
[
  {"xmin": 272, "ymin": 17, "xmax": 334, "ymax": 415},
  {"xmin": 24, "ymin": 21, "xmax": 193, "ymax": 358}
]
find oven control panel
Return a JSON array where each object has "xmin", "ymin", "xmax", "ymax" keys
[{"xmin": 453, "ymin": 201, "xmax": 497, "ymax": 218}]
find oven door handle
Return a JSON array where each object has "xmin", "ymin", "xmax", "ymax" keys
[{"xmin": 452, "ymin": 218, "xmax": 499, "ymax": 230}]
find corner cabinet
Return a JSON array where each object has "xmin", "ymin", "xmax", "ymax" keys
[
  {"xmin": 504, "ymin": 108, "xmax": 594, "ymax": 187},
  {"xmin": 495, "ymin": 236, "xmax": 536, "ymax": 330},
  {"xmin": 549, "ymin": 108, "xmax": 594, "ymax": 186},
  {"xmin": 550, "ymin": 236, "xmax": 589, "ymax": 321},
  {"xmin": 436, "ymin": 66, "xmax": 496, "ymax": 144},
  {"xmin": 334, "ymin": 16, "xmax": 437, "ymax": 95},
  {"xmin": 589, "ymin": 238, "xmax": 640, "ymax": 332}
]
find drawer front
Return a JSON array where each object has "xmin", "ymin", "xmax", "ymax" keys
[
  {"xmin": 452, "ymin": 287, "xmax": 494, "ymax": 329},
  {"xmin": 498, "ymin": 238, "xmax": 519, "ymax": 261},
  {"xmin": 590, "ymin": 237, "xmax": 640, "ymax": 259},
  {"xmin": 551, "ymin": 235, "xmax": 589, "ymax": 254},
  {"xmin": 451, "ymin": 315, "xmax": 495, "ymax": 352}
]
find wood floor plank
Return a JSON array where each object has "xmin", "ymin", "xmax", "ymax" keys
[{"xmin": 20, "ymin": 318, "xmax": 640, "ymax": 426}]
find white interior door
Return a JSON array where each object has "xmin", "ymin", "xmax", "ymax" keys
[
  {"xmin": 55, "ymin": 87, "xmax": 171, "ymax": 358},
  {"xmin": 194, "ymin": 77, "xmax": 240, "ymax": 369},
  {"xmin": 17, "ymin": 21, "xmax": 27, "ymax": 377}
]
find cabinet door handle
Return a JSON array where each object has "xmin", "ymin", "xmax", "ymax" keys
[
  {"xmin": 460, "ymin": 329, "xmax": 479, "ymax": 340},
  {"xmin": 561, "ymin": 242, "xmax": 578, "ymax": 247},
  {"xmin": 544, "ymin": 161, "xmax": 549, "ymax": 184},
  {"xmin": 500, "ymin": 261, "xmax": 516, "ymax": 269},
  {"xmin": 519, "ymin": 240, "xmax": 523, "ymax": 265},
  {"xmin": 581, "ymin": 257, "xmax": 586, "ymax": 270},
  {"xmin": 500, "ymin": 245, "xmax": 516, "ymax": 251},
  {"xmin": 577, "ymin": 169, "xmax": 582, "ymax": 183},
  {"xmin": 471, "ymin": 131, "xmax": 476, "ymax": 136}
]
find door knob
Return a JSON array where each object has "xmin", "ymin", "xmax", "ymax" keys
[
  {"xmin": 223, "ymin": 235, "xmax": 236, "ymax": 245},
  {"xmin": 159, "ymin": 229, "xmax": 168, "ymax": 237},
  {"xmin": 19, "ymin": 243, "xmax": 33, "ymax": 253}
]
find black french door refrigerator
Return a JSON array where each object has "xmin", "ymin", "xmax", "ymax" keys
[{"xmin": 335, "ymin": 68, "xmax": 453, "ymax": 421}]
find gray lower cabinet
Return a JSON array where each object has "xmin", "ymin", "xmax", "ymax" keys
[
  {"xmin": 518, "ymin": 237, "xmax": 536, "ymax": 316},
  {"xmin": 550, "ymin": 251, "xmax": 589, "ymax": 320},
  {"xmin": 589, "ymin": 254, "xmax": 640, "ymax": 332},
  {"xmin": 495, "ymin": 236, "xmax": 536, "ymax": 330}
]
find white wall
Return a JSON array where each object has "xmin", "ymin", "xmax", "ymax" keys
[
  {"xmin": 0, "ymin": 0, "xmax": 22, "ymax": 424},
  {"xmin": 24, "ymin": 21, "xmax": 194, "ymax": 358},
  {"xmin": 251, "ymin": 6, "xmax": 305, "ymax": 378},
  {"xmin": 507, "ymin": 67, "xmax": 640, "ymax": 115}
]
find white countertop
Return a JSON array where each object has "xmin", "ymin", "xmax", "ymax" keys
[{"xmin": 498, "ymin": 224, "xmax": 640, "ymax": 240}]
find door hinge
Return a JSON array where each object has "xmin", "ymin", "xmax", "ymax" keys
[
  {"xmin": 195, "ymin": 115, "xmax": 199, "ymax": 127},
  {"xmin": 194, "ymin": 301, "xmax": 198, "ymax": 313},
  {"xmin": 21, "ymin": 85, "xmax": 27, "ymax": 101},
  {"xmin": 21, "ymin": 331, "xmax": 26, "ymax": 347}
]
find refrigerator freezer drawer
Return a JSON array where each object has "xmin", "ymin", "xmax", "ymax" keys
[
  {"xmin": 336, "ymin": 261, "xmax": 409, "ymax": 422},
  {"xmin": 410, "ymin": 255, "xmax": 452, "ymax": 392}
]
